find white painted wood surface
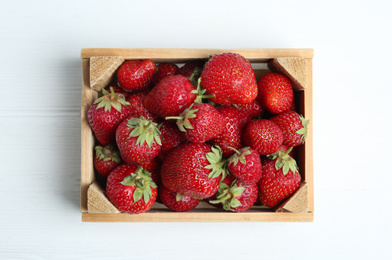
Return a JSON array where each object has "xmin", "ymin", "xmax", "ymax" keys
[{"xmin": 1, "ymin": 0, "xmax": 392, "ymax": 259}]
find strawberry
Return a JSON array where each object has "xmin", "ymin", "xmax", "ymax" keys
[
  {"xmin": 167, "ymin": 103, "xmax": 225, "ymax": 144},
  {"xmin": 227, "ymin": 147, "xmax": 262, "ymax": 184},
  {"xmin": 257, "ymin": 73, "xmax": 294, "ymax": 114},
  {"xmin": 137, "ymin": 158, "xmax": 161, "ymax": 185},
  {"xmin": 105, "ymin": 82, "xmax": 131, "ymax": 99},
  {"xmin": 177, "ymin": 61, "xmax": 204, "ymax": 78},
  {"xmin": 117, "ymin": 60, "xmax": 156, "ymax": 92},
  {"xmin": 258, "ymin": 148, "xmax": 301, "ymax": 208},
  {"xmin": 116, "ymin": 115, "xmax": 162, "ymax": 164},
  {"xmin": 209, "ymin": 174, "xmax": 258, "ymax": 212},
  {"xmin": 88, "ymin": 88, "xmax": 132, "ymax": 145},
  {"xmin": 235, "ymin": 99, "xmax": 264, "ymax": 119},
  {"xmin": 143, "ymin": 75, "xmax": 196, "ymax": 118},
  {"xmin": 106, "ymin": 164, "xmax": 157, "ymax": 214},
  {"xmin": 210, "ymin": 106, "xmax": 250, "ymax": 157},
  {"xmin": 242, "ymin": 119, "xmax": 283, "ymax": 155},
  {"xmin": 270, "ymin": 110, "xmax": 309, "ymax": 147},
  {"xmin": 200, "ymin": 52, "xmax": 258, "ymax": 105},
  {"xmin": 161, "ymin": 143, "xmax": 226, "ymax": 199},
  {"xmin": 176, "ymin": 61, "xmax": 205, "ymax": 85},
  {"xmin": 93, "ymin": 143, "xmax": 122, "ymax": 178},
  {"xmin": 152, "ymin": 63, "xmax": 179, "ymax": 86},
  {"xmin": 126, "ymin": 91, "xmax": 159, "ymax": 122},
  {"xmin": 159, "ymin": 184, "xmax": 201, "ymax": 212},
  {"xmin": 156, "ymin": 121, "xmax": 186, "ymax": 161}
]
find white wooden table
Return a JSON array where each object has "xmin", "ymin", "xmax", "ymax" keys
[{"xmin": 1, "ymin": 0, "xmax": 391, "ymax": 259}]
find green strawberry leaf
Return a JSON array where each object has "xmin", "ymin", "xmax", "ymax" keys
[
  {"xmin": 143, "ymin": 188, "xmax": 150, "ymax": 204},
  {"xmin": 210, "ymin": 183, "xmax": 244, "ymax": 211},
  {"xmin": 193, "ymin": 77, "xmax": 215, "ymax": 103},
  {"xmin": 126, "ymin": 117, "xmax": 162, "ymax": 148},
  {"xmin": 230, "ymin": 198, "xmax": 242, "ymax": 208},
  {"xmin": 205, "ymin": 146, "xmax": 228, "ymax": 180},
  {"xmin": 296, "ymin": 115, "xmax": 310, "ymax": 143},
  {"xmin": 121, "ymin": 166, "xmax": 157, "ymax": 203},
  {"xmin": 93, "ymin": 88, "xmax": 130, "ymax": 113},
  {"xmin": 228, "ymin": 147, "xmax": 251, "ymax": 166},
  {"xmin": 268, "ymin": 148, "xmax": 299, "ymax": 176},
  {"xmin": 133, "ymin": 188, "xmax": 143, "ymax": 203},
  {"xmin": 231, "ymin": 186, "xmax": 245, "ymax": 197}
]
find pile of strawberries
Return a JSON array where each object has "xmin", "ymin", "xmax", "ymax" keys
[{"xmin": 88, "ymin": 52, "xmax": 309, "ymax": 214}]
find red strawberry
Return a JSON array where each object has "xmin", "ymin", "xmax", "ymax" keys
[
  {"xmin": 152, "ymin": 63, "xmax": 179, "ymax": 86},
  {"xmin": 289, "ymin": 98, "xmax": 296, "ymax": 111},
  {"xmin": 176, "ymin": 61, "xmax": 205, "ymax": 85},
  {"xmin": 270, "ymin": 110, "xmax": 309, "ymax": 147},
  {"xmin": 116, "ymin": 115, "xmax": 162, "ymax": 164},
  {"xmin": 137, "ymin": 158, "xmax": 161, "ymax": 185},
  {"xmin": 88, "ymin": 88, "xmax": 132, "ymax": 145},
  {"xmin": 258, "ymin": 148, "xmax": 301, "ymax": 207},
  {"xmin": 242, "ymin": 119, "xmax": 283, "ymax": 155},
  {"xmin": 167, "ymin": 103, "xmax": 225, "ymax": 144},
  {"xmin": 257, "ymin": 73, "xmax": 294, "ymax": 114},
  {"xmin": 93, "ymin": 143, "xmax": 122, "ymax": 178},
  {"xmin": 156, "ymin": 121, "xmax": 186, "ymax": 161},
  {"xmin": 106, "ymin": 164, "xmax": 157, "ymax": 214},
  {"xmin": 235, "ymin": 99, "xmax": 264, "ymax": 119},
  {"xmin": 161, "ymin": 143, "xmax": 226, "ymax": 199},
  {"xmin": 159, "ymin": 184, "xmax": 201, "ymax": 212},
  {"xmin": 210, "ymin": 106, "xmax": 250, "ymax": 157},
  {"xmin": 143, "ymin": 75, "xmax": 196, "ymax": 118},
  {"xmin": 177, "ymin": 61, "xmax": 204, "ymax": 78},
  {"xmin": 126, "ymin": 91, "xmax": 159, "ymax": 122},
  {"xmin": 117, "ymin": 60, "xmax": 156, "ymax": 92},
  {"xmin": 227, "ymin": 147, "xmax": 262, "ymax": 184},
  {"xmin": 200, "ymin": 53, "xmax": 258, "ymax": 105},
  {"xmin": 105, "ymin": 82, "xmax": 131, "ymax": 99},
  {"xmin": 210, "ymin": 174, "xmax": 258, "ymax": 212}
]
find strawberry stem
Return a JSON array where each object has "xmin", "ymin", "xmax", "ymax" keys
[
  {"xmin": 210, "ymin": 193, "xmax": 231, "ymax": 204},
  {"xmin": 165, "ymin": 116, "xmax": 183, "ymax": 120},
  {"xmin": 192, "ymin": 78, "xmax": 215, "ymax": 104}
]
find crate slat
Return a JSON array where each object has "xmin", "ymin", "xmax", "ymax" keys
[
  {"xmin": 82, "ymin": 212, "xmax": 314, "ymax": 222},
  {"xmin": 81, "ymin": 48, "xmax": 314, "ymax": 62},
  {"xmin": 80, "ymin": 58, "xmax": 97, "ymax": 213}
]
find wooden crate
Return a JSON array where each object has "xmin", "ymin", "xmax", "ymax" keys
[{"xmin": 80, "ymin": 48, "xmax": 314, "ymax": 222}]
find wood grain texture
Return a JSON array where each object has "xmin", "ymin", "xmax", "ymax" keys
[
  {"xmin": 268, "ymin": 57, "xmax": 307, "ymax": 90},
  {"xmin": 81, "ymin": 48, "xmax": 314, "ymax": 62},
  {"xmin": 276, "ymin": 182, "xmax": 308, "ymax": 213},
  {"xmin": 80, "ymin": 59, "xmax": 98, "ymax": 213},
  {"xmin": 87, "ymin": 181, "xmax": 120, "ymax": 213},
  {"xmin": 82, "ymin": 211, "xmax": 314, "ymax": 222},
  {"xmin": 304, "ymin": 58, "xmax": 314, "ymax": 212},
  {"xmin": 90, "ymin": 56, "xmax": 124, "ymax": 91}
]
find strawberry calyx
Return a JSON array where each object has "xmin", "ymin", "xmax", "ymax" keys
[
  {"xmin": 210, "ymin": 182, "xmax": 245, "ymax": 211},
  {"xmin": 120, "ymin": 166, "xmax": 158, "ymax": 203},
  {"xmin": 267, "ymin": 147, "xmax": 298, "ymax": 175},
  {"xmin": 228, "ymin": 147, "xmax": 252, "ymax": 166},
  {"xmin": 165, "ymin": 104, "xmax": 199, "ymax": 132},
  {"xmin": 94, "ymin": 87, "xmax": 130, "ymax": 112},
  {"xmin": 95, "ymin": 143, "xmax": 121, "ymax": 163},
  {"xmin": 296, "ymin": 115, "xmax": 310, "ymax": 143},
  {"xmin": 127, "ymin": 116, "xmax": 162, "ymax": 148},
  {"xmin": 205, "ymin": 146, "xmax": 228, "ymax": 179},
  {"xmin": 192, "ymin": 78, "xmax": 215, "ymax": 104}
]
